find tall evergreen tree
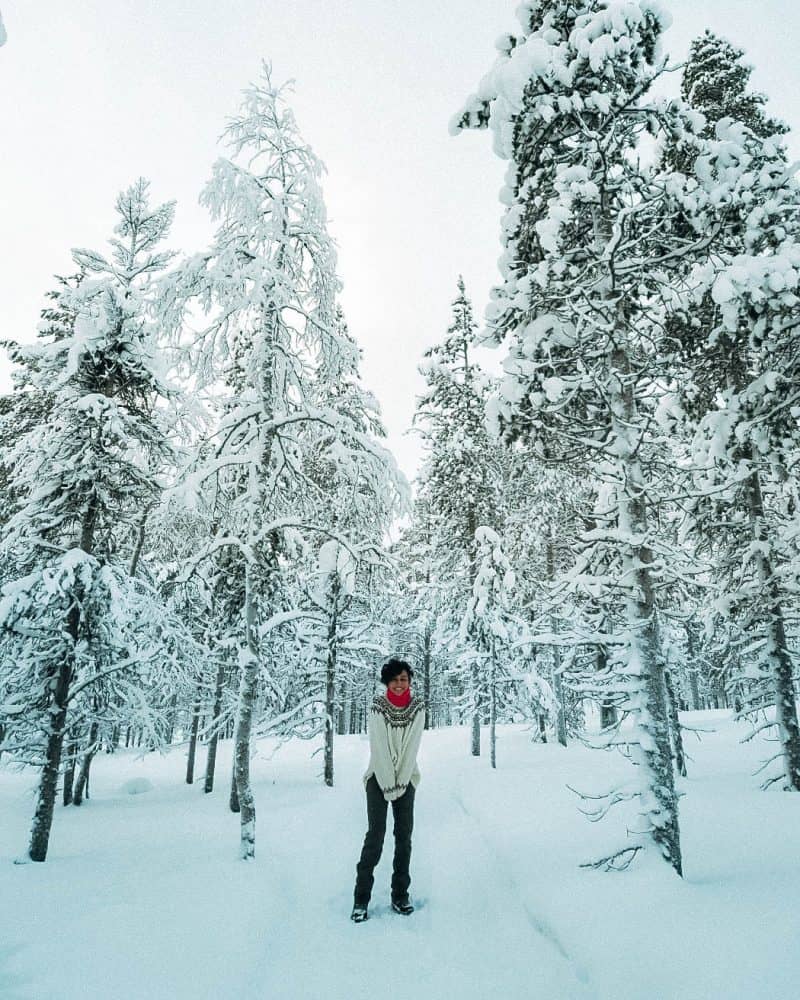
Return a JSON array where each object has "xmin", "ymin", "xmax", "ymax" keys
[
  {"xmin": 167, "ymin": 67, "xmax": 401, "ymax": 856},
  {"xmin": 461, "ymin": 526, "xmax": 516, "ymax": 768},
  {"xmin": 666, "ymin": 35, "xmax": 800, "ymax": 790},
  {"xmin": 0, "ymin": 179, "xmax": 179, "ymax": 861},
  {"xmin": 391, "ymin": 494, "xmax": 443, "ymax": 728},
  {"xmin": 416, "ymin": 277, "xmax": 500, "ymax": 755},
  {"xmin": 453, "ymin": 0, "xmax": 701, "ymax": 874}
]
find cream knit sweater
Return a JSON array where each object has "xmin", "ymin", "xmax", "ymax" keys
[{"xmin": 364, "ymin": 694, "xmax": 425, "ymax": 801}]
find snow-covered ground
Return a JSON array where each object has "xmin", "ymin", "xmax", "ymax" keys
[{"xmin": 2, "ymin": 711, "xmax": 799, "ymax": 1000}]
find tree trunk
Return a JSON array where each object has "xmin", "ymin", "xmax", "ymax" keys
[
  {"xmin": 186, "ymin": 695, "xmax": 202, "ymax": 785},
  {"xmin": 128, "ymin": 503, "xmax": 153, "ymax": 578},
  {"xmin": 664, "ymin": 669, "xmax": 687, "ymax": 778},
  {"xmin": 597, "ymin": 641, "xmax": 617, "ymax": 731},
  {"xmin": 324, "ymin": 580, "xmax": 339, "ymax": 788},
  {"xmin": 636, "ymin": 605, "xmax": 682, "ymax": 874},
  {"xmin": 72, "ymin": 757, "xmax": 90, "ymax": 805},
  {"xmin": 28, "ymin": 498, "xmax": 98, "ymax": 861},
  {"xmin": 603, "ymin": 284, "xmax": 682, "ymax": 873},
  {"xmin": 620, "ymin": 473, "xmax": 682, "ymax": 874},
  {"xmin": 745, "ymin": 468, "xmax": 800, "ymax": 789},
  {"xmin": 232, "ymin": 565, "xmax": 260, "ymax": 857},
  {"xmin": 28, "ymin": 605, "xmax": 77, "ymax": 861},
  {"xmin": 348, "ymin": 698, "xmax": 357, "ymax": 735},
  {"xmin": 62, "ymin": 738, "xmax": 78, "ymax": 806},
  {"xmin": 73, "ymin": 721, "xmax": 99, "ymax": 806},
  {"xmin": 164, "ymin": 692, "xmax": 178, "ymax": 746},
  {"xmin": 683, "ymin": 622, "xmax": 701, "ymax": 710},
  {"xmin": 471, "ymin": 675, "xmax": 481, "ymax": 757},
  {"xmin": 550, "ymin": 654, "xmax": 568, "ymax": 746},
  {"xmin": 687, "ymin": 649, "xmax": 702, "ymax": 712},
  {"xmin": 204, "ymin": 660, "xmax": 226, "ymax": 794},
  {"xmin": 229, "ymin": 760, "xmax": 240, "ymax": 813},
  {"xmin": 489, "ymin": 641, "xmax": 497, "ymax": 769},
  {"xmin": 545, "ymin": 536, "xmax": 568, "ymax": 745}
]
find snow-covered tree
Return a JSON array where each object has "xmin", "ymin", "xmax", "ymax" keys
[
  {"xmin": 415, "ymin": 277, "xmax": 502, "ymax": 755},
  {"xmin": 461, "ymin": 526, "xmax": 517, "ymax": 768},
  {"xmin": 0, "ymin": 275, "xmax": 82, "ymax": 536},
  {"xmin": 501, "ymin": 452, "xmax": 594, "ymax": 744},
  {"xmin": 452, "ymin": 0, "xmax": 703, "ymax": 874},
  {"xmin": 166, "ymin": 67, "xmax": 402, "ymax": 857},
  {"xmin": 299, "ymin": 317, "xmax": 404, "ymax": 784},
  {"xmin": 0, "ymin": 179, "xmax": 181, "ymax": 861},
  {"xmin": 390, "ymin": 494, "xmax": 446, "ymax": 728},
  {"xmin": 665, "ymin": 44, "xmax": 800, "ymax": 789},
  {"xmin": 681, "ymin": 31, "xmax": 786, "ymax": 143}
]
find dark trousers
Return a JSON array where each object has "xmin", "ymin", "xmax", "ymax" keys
[{"xmin": 354, "ymin": 775, "xmax": 415, "ymax": 905}]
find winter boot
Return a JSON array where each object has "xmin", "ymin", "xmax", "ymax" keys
[
  {"xmin": 351, "ymin": 903, "xmax": 369, "ymax": 923},
  {"xmin": 391, "ymin": 897, "xmax": 414, "ymax": 915}
]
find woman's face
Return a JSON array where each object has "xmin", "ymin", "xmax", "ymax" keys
[{"xmin": 388, "ymin": 670, "xmax": 410, "ymax": 695}]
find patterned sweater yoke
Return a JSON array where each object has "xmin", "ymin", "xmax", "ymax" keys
[
  {"xmin": 371, "ymin": 695, "xmax": 425, "ymax": 728},
  {"xmin": 364, "ymin": 695, "xmax": 425, "ymax": 802}
]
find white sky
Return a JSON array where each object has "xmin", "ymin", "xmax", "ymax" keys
[{"xmin": 2, "ymin": 1, "xmax": 799, "ymax": 482}]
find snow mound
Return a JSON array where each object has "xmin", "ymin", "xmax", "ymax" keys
[{"xmin": 120, "ymin": 777, "xmax": 153, "ymax": 795}]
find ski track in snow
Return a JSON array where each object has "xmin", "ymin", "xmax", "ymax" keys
[
  {"xmin": 450, "ymin": 786, "xmax": 588, "ymax": 981},
  {"xmin": 397, "ymin": 781, "xmax": 592, "ymax": 1000}
]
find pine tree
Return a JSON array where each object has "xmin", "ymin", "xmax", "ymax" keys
[
  {"xmin": 0, "ymin": 275, "xmax": 82, "ymax": 537},
  {"xmin": 682, "ymin": 31, "xmax": 786, "ymax": 141},
  {"xmin": 167, "ymin": 67, "xmax": 401, "ymax": 856},
  {"xmin": 302, "ymin": 313, "xmax": 404, "ymax": 785},
  {"xmin": 0, "ymin": 179, "xmax": 179, "ymax": 861},
  {"xmin": 391, "ymin": 495, "xmax": 443, "ymax": 728},
  {"xmin": 453, "ymin": 0, "xmax": 700, "ymax": 874},
  {"xmin": 416, "ymin": 277, "xmax": 501, "ymax": 755},
  {"xmin": 501, "ymin": 452, "xmax": 590, "ymax": 744},
  {"xmin": 461, "ymin": 526, "xmax": 516, "ymax": 768},
  {"xmin": 656, "ymin": 32, "xmax": 800, "ymax": 790}
]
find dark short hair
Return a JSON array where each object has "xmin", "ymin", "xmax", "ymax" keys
[{"xmin": 380, "ymin": 658, "xmax": 413, "ymax": 686}]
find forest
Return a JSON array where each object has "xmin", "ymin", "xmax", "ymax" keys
[{"xmin": 1, "ymin": 0, "xmax": 799, "ymax": 915}]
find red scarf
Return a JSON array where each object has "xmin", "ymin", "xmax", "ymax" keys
[{"xmin": 386, "ymin": 688, "xmax": 411, "ymax": 708}]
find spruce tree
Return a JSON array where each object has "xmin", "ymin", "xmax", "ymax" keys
[
  {"xmin": 416, "ymin": 277, "xmax": 500, "ymax": 755},
  {"xmin": 0, "ymin": 179, "xmax": 179, "ymax": 861},
  {"xmin": 453, "ymin": 0, "xmax": 697, "ymax": 874},
  {"xmin": 167, "ymin": 67, "xmax": 401, "ymax": 856},
  {"xmin": 666, "ymin": 36, "xmax": 800, "ymax": 790},
  {"xmin": 682, "ymin": 31, "xmax": 787, "ymax": 140}
]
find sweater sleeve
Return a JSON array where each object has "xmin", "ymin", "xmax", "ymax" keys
[
  {"xmin": 367, "ymin": 707, "xmax": 396, "ymax": 796},
  {"xmin": 395, "ymin": 709, "xmax": 424, "ymax": 794}
]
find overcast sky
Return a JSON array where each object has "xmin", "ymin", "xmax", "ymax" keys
[{"xmin": 2, "ymin": 1, "xmax": 799, "ymax": 481}]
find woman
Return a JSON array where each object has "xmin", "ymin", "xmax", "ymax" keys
[{"xmin": 351, "ymin": 658, "xmax": 425, "ymax": 922}]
